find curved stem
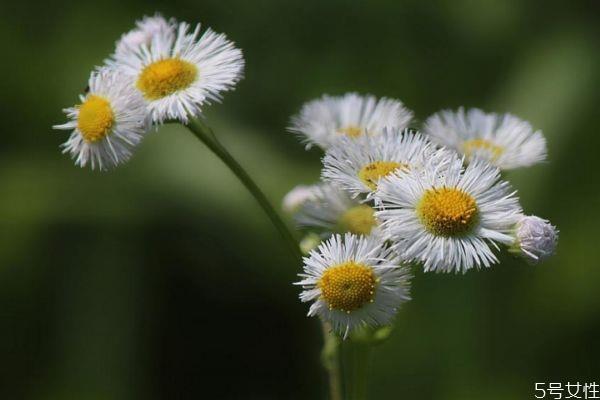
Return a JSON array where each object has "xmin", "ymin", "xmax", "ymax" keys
[
  {"xmin": 183, "ymin": 118, "xmax": 302, "ymax": 260},
  {"xmin": 183, "ymin": 118, "xmax": 343, "ymax": 398}
]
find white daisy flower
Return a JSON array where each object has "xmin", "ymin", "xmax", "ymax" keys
[
  {"xmin": 512, "ymin": 215, "xmax": 558, "ymax": 264},
  {"xmin": 282, "ymin": 184, "xmax": 319, "ymax": 214},
  {"xmin": 296, "ymin": 234, "xmax": 411, "ymax": 337},
  {"xmin": 115, "ymin": 21, "xmax": 244, "ymax": 123},
  {"xmin": 322, "ymin": 129, "xmax": 445, "ymax": 198},
  {"xmin": 53, "ymin": 68, "xmax": 148, "ymax": 170},
  {"xmin": 295, "ymin": 184, "xmax": 379, "ymax": 236},
  {"xmin": 424, "ymin": 108, "xmax": 547, "ymax": 170},
  {"xmin": 288, "ymin": 93, "xmax": 413, "ymax": 150},
  {"xmin": 111, "ymin": 14, "xmax": 176, "ymax": 63},
  {"xmin": 375, "ymin": 157, "xmax": 522, "ymax": 273}
]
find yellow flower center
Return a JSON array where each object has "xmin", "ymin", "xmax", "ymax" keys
[
  {"xmin": 136, "ymin": 58, "xmax": 198, "ymax": 100},
  {"xmin": 318, "ymin": 261, "xmax": 377, "ymax": 312},
  {"xmin": 337, "ymin": 125, "xmax": 363, "ymax": 138},
  {"xmin": 463, "ymin": 139, "xmax": 503, "ymax": 160},
  {"xmin": 77, "ymin": 95, "xmax": 114, "ymax": 142},
  {"xmin": 339, "ymin": 205, "xmax": 377, "ymax": 235},
  {"xmin": 358, "ymin": 161, "xmax": 406, "ymax": 190},
  {"xmin": 417, "ymin": 187, "xmax": 479, "ymax": 237}
]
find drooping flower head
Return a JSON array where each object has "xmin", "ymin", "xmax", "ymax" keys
[
  {"xmin": 424, "ymin": 108, "xmax": 547, "ymax": 170},
  {"xmin": 294, "ymin": 183, "xmax": 379, "ymax": 236},
  {"xmin": 376, "ymin": 157, "xmax": 522, "ymax": 273},
  {"xmin": 512, "ymin": 215, "xmax": 558, "ymax": 264},
  {"xmin": 114, "ymin": 21, "xmax": 244, "ymax": 123},
  {"xmin": 53, "ymin": 68, "xmax": 148, "ymax": 170},
  {"xmin": 296, "ymin": 234, "xmax": 411, "ymax": 337},
  {"xmin": 322, "ymin": 129, "xmax": 447, "ymax": 198},
  {"xmin": 111, "ymin": 14, "xmax": 176, "ymax": 63},
  {"xmin": 289, "ymin": 93, "xmax": 413, "ymax": 150}
]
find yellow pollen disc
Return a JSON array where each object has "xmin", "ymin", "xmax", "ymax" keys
[
  {"xmin": 136, "ymin": 58, "xmax": 198, "ymax": 100},
  {"xmin": 463, "ymin": 139, "xmax": 503, "ymax": 160},
  {"xmin": 318, "ymin": 261, "xmax": 377, "ymax": 312},
  {"xmin": 339, "ymin": 205, "xmax": 377, "ymax": 235},
  {"xmin": 337, "ymin": 125, "xmax": 363, "ymax": 138},
  {"xmin": 77, "ymin": 95, "xmax": 114, "ymax": 142},
  {"xmin": 358, "ymin": 161, "xmax": 406, "ymax": 190},
  {"xmin": 417, "ymin": 187, "xmax": 479, "ymax": 236}
]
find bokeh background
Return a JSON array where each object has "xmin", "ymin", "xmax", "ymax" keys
[{"xmin": 1, "ymin": 0, "xmax": 599, "ymax": 398}]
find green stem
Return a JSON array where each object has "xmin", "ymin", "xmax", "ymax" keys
[
  {"xmin": 182, "ymin": 118, "xmax": 343, "ymax": 399},
  {"xmin": 321, "ymin": 321, "xmax": 343, "ymax": 400},
  {"xmin": 183, "ymin": 118, "xmax": 302, "ymax": 260},
  {"xmin": 342, "ymin": 338, "xmax": 372, "ymax": 400}
]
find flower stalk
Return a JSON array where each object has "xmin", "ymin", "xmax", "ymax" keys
[
  {"xmin": 321, "ymin": 322, "xmax": 343, "ymax": 400},
  {"xmin": 184, "ymin": 118, "xmax": 345, "ymax": 399},
  {"xmin": 342, "ymin": 337, "xmax": 372, "ymax": 400},
  {"xmin": 184, "ymin": 118, "xmax": 302, "ymax": 260}
]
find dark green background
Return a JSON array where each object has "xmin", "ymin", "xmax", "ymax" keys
[{"xmin": 1, "ymin": 0, "xmax": 599, "ymax": 398}]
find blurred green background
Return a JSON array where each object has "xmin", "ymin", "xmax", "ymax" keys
[{"xmin": 1, "ymin": 0, "xmax": 599, "ymax": 398}]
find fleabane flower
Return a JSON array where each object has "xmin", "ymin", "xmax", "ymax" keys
[
  {"xmin": 282, "ymin": 184, "xmax": 319, "ymax": 214},
  {"xmin": 296, "ymin": 234, "xmax": 411, "ymax": 337},
  {"xmin": 115, "ymin": 21, "xmax": 244, "ymax": 123},
  {"xmin": 111, "ymin": 14, "xmax": 176, "ymax": 63},
  {"xmin": 375, "ymin": 157, "xmax": 522, "ymax": 273},
  {"xmin": 288, "ymin": 93, "xmax": 413, "ymax": 150},
  {"xmin": 511, "ymin": 215, "xmax": 558, "ymax": 264},
  {"xmin": 294, "ymin": 183, "xmax": 379, "ymax": 236},
  {"xmin": 53, "ymin": 68, "xmax": 148, "ymax": 170},
  {"xmin": 424, "ymin": 108, "xmax": 547, "ymax": 170},
  {"xmin": 322, "ymin": 129, "xmax": 446, "ymax": 198}
]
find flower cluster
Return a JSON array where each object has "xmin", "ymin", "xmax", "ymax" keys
[
  {"xmin": 286, "ymin": 94, "xmax": 559, "ymax": 336},
  {"xmin": 53, "ymin": 14, "xmax": 560, "ymax": 339},
  {"xmin": 54, "ymin": 14, "xmax": 244, "ymax": 170}
]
